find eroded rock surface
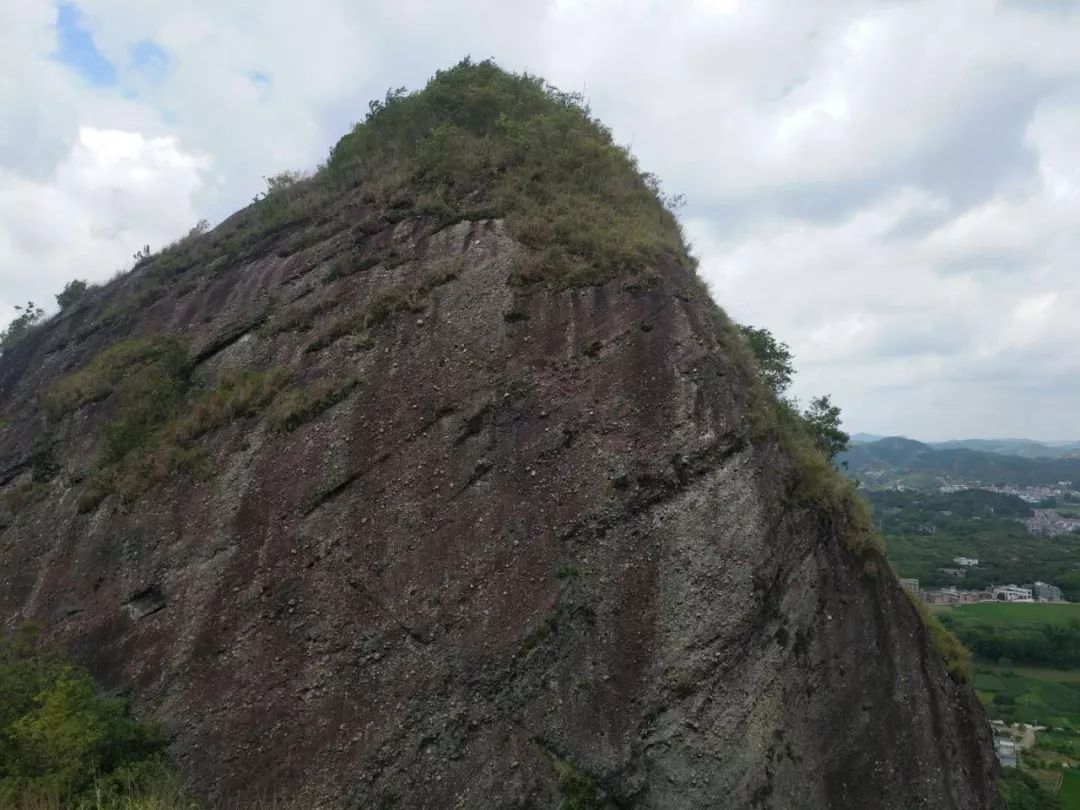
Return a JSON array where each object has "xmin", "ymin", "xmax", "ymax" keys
[{"xmin": 0, "ymin": 212, "xmax": 1001, "ymax": 808}]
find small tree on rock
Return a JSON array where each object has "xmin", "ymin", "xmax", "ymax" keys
[
  {"xmin": 738, "ymin": 325, "xmax": 794, "ymax": 397},
  {"xmin": 739, "ymin": 324, "xmax": 850, "ymax": 461},
  {"xmin": 0, "ymin": 302, "xmax": 45, "ymax": 352},
  {"xmin": 802, "ymin": 394, "xmax": 849, "ymax": 460},
  {"xmin": 55, "ymin": 280, "xmax": 88, "ymax": 311}
]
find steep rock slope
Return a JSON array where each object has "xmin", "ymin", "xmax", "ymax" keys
[{"xmin": 0, "ymin": 62, "xmax": 999, "ymax": 808}]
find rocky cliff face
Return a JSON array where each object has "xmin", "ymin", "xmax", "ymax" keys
[{"xmin": 0, "ymin": 62, "xmax": 999, "ymax": 809}]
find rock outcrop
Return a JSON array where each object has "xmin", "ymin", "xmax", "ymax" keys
[{"xmin": 0, "ymin": 61, "xmax": 1000, "ymax": 808}]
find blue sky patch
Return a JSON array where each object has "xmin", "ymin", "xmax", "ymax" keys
[
  {"xmin": 131, "ymin": 39, "xmax": 169, "ymax": 76},
  {"xmin": 54, "ymin": 3, "xmax": 117, "ymax": 87}
]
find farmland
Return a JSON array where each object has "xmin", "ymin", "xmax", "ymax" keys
[
  {"xmin": 936, "ymin": 603, "xmax": 1080, "ymax": 670},
  {"xmin": 942, "ymin": 602, "xmax": 1080, "ymax": 627}
]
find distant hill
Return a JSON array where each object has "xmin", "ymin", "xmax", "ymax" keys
[
  {"xmin": 850, "ymin": 432, "xmax": 887, "ymax": 443},
  {"xmin": 840, "ymin": 437, "xmax": 1080, "ymax": 489},
  {"xmin": 929, "ymin": 438, "xmax": 1080, "ymax": 459}
]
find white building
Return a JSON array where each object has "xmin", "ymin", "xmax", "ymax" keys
[
  {"xmin": 1031, "ymin": 581, "xmax": 1063, "ymax": 602},
  {"xmin": 953, "ymin": 557, "xmax": 979, "ymax": 567},
  {"xmin": 994, "ymin": 737, "xmax": 1018, "ymax": 768},
  {"xmin": 992, "ymin": 585, "xmax": 1033, "ymax": 602}
]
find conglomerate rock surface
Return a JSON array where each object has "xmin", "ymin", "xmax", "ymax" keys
[{"xmin": 0, "ymin": 63, "xmax": 1000, "ymax": 810}]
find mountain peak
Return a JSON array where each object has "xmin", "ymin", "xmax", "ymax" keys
[{"xmin": 0, "ymin": 61, "xmax": 1000, "ymax": 809}]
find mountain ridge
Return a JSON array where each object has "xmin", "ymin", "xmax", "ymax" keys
[{"xmin": 841, "ymin": 436, "xmax": 1080, "ymax": 489}]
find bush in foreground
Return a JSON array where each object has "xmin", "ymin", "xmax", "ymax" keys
[{"xmin": 0, "ymin": 625, "xmax": 195, "ymax": 809}]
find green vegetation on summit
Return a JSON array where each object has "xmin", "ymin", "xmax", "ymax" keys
[{"xmin": 322, "ymin": 58, "xmax": 696, "ymax": 287}]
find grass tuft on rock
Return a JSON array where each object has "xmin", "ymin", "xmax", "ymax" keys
[
  {"xmin": 268, "ymin": 376, "xmax": 360, "ymax": 432},
  {"xmin": 42, "ymin": 337, "xmax": 189, "ymax": 421},
  {"xmin": 49, "ymin": 336, "xmax": 287, "ymax": 512}
]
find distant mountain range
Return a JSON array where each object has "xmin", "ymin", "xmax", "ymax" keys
[
  {"xmin": 850, "ymin": 434, "xmax": 1080, "ymax": 459},
  {"xmin": 840, "ymin": 436, "xmax": 1080, "ymax": 489}
]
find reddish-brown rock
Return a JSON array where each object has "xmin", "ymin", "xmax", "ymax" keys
[{"xmin": 0, "ymin": 205, "xmax": 1000, "ymax": 808}]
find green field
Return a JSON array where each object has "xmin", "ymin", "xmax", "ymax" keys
[
  {"xmin": 980, "ymin": 663, "xmax": 1080, "ymax": 684},
  {"xmin": 1061, "ymin": 768, "xmax": 1080, "ymax": 809},
  {"xmin": 943, "ymin": 602, "xmax": 1080, "ymax": 626},
  {"xmin": 973, "ymin": 665, "xmax": 1080, "ymax": 728}
]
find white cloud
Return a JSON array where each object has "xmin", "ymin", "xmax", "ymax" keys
[{"xmin": 0, "ymin": 127, "xmax": 206, "ymax": 317}]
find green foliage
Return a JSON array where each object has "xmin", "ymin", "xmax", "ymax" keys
[
  {"xmin": 132, "ymin": 245, "xmax": 152, "ymax": 266},
  {"xmin": 42, "ymin": 336, "xmax": 189, "ymax": 420},
  {"xmin": 739, "ymin": 325, "xmax": 849, "ymax": 460},
  {"xmin": 325, "ymin": 253, "xmax": 381, "ymax": 282},
  {"xmin": 802, "ymin": 394, "xmax": 850, "ymax": 461},
  {"xmin": 323, "ymin": 59, "xmax": 694, "ymax": 285},
  {"xmin": 98, "ymin": 346, "xmax": 192, "ymax": 468},
  {"xmin": 1, "ymin": 479, "xmax": 47, "ymax": 518},
  {"xmin": 1061, "ymin": 767, "xmax": 1080, "ymax": 809},
  {"xmin": 0, "ymin": 625, "xmax": 190, "ymax": 809},
  {"xmin": 259, "ymin": 295, "xmax": 338, "ymax": 338},
  {"xmin": 549, "ymin": 755, "xmax": 604, "ymax": 810},
  {"xmin": 56, "ymin": 280, "xmax": 89, "ymax": 310},
  {"xmin": 1, "ymin": 302, "xmax": 45, "ymax": 352},
  {"xmin": 268, "ymin": 376, "xmax": 360, "ymax": 432},
  {"xmin": 47, "ymin": 337, "xmax": 288, "ymax": 510},
  {"xmin": 738, "ymin": 325, "xmax": 793, "ymax": 397},
  {"xmin": 939, "ymin": 604, "xmax": 1080, "ymax": 670},
  {"xmin": 773, "ymin": 401, "xmax": 881, "ymax": 555},
  {"xmin": 1035, "ymin": 727, "xmax": 1080, "ymax": 758},
  {"xmin": 972, "ymin": 664, "xmax": 1080, "ymax": 730},
  {"xmin": 556, "ymin": 563, "xmax": 584, "ymax": 581},
  {"xmin": 254, "ymin": 170, "xmax": 306, "ymax": 203},
  {"xmin": 905, "ymin": 592, "xmax": 972, "ymax": 681},
  {"xmin": 867, "ymin": 489, "xmax": 1080, "ymax": 600},
  {"xmin": 998, "ymin": 767, "xmax": 1061, "ymax": 809},
  {"xmin": 306, "ymin": 258, "xmax": 461, "ymax": 353},
  {"xmin": 166, "ymin": 369, "xmax": 289, "ymax": 442},
  {"xmin": 82, "ymin": 368, "xmax": 285, "ymax": 510}
]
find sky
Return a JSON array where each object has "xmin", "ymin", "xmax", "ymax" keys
[{"xmin": 1, "ymin": 0, "xmax": 1078, "ymax": 441}]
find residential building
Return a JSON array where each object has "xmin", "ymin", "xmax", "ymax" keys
[
  {"xmin": 900, "ymin": 578, "xmax": 919, "ymax": 593},
  {"xmin": 992, "ymin": 585, "xmax": 1033, "ymax": 602},
  {"xmin": 1031, "ymin": 581, "xmax": 1062, "ymax": 602},
  {"xmin": 994, "ymin": 737, "xmax": 1018, "ymax": 768},
  {"xmin": 953, "ymin": 557, "xmax": 978, "ymax": 567}
]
